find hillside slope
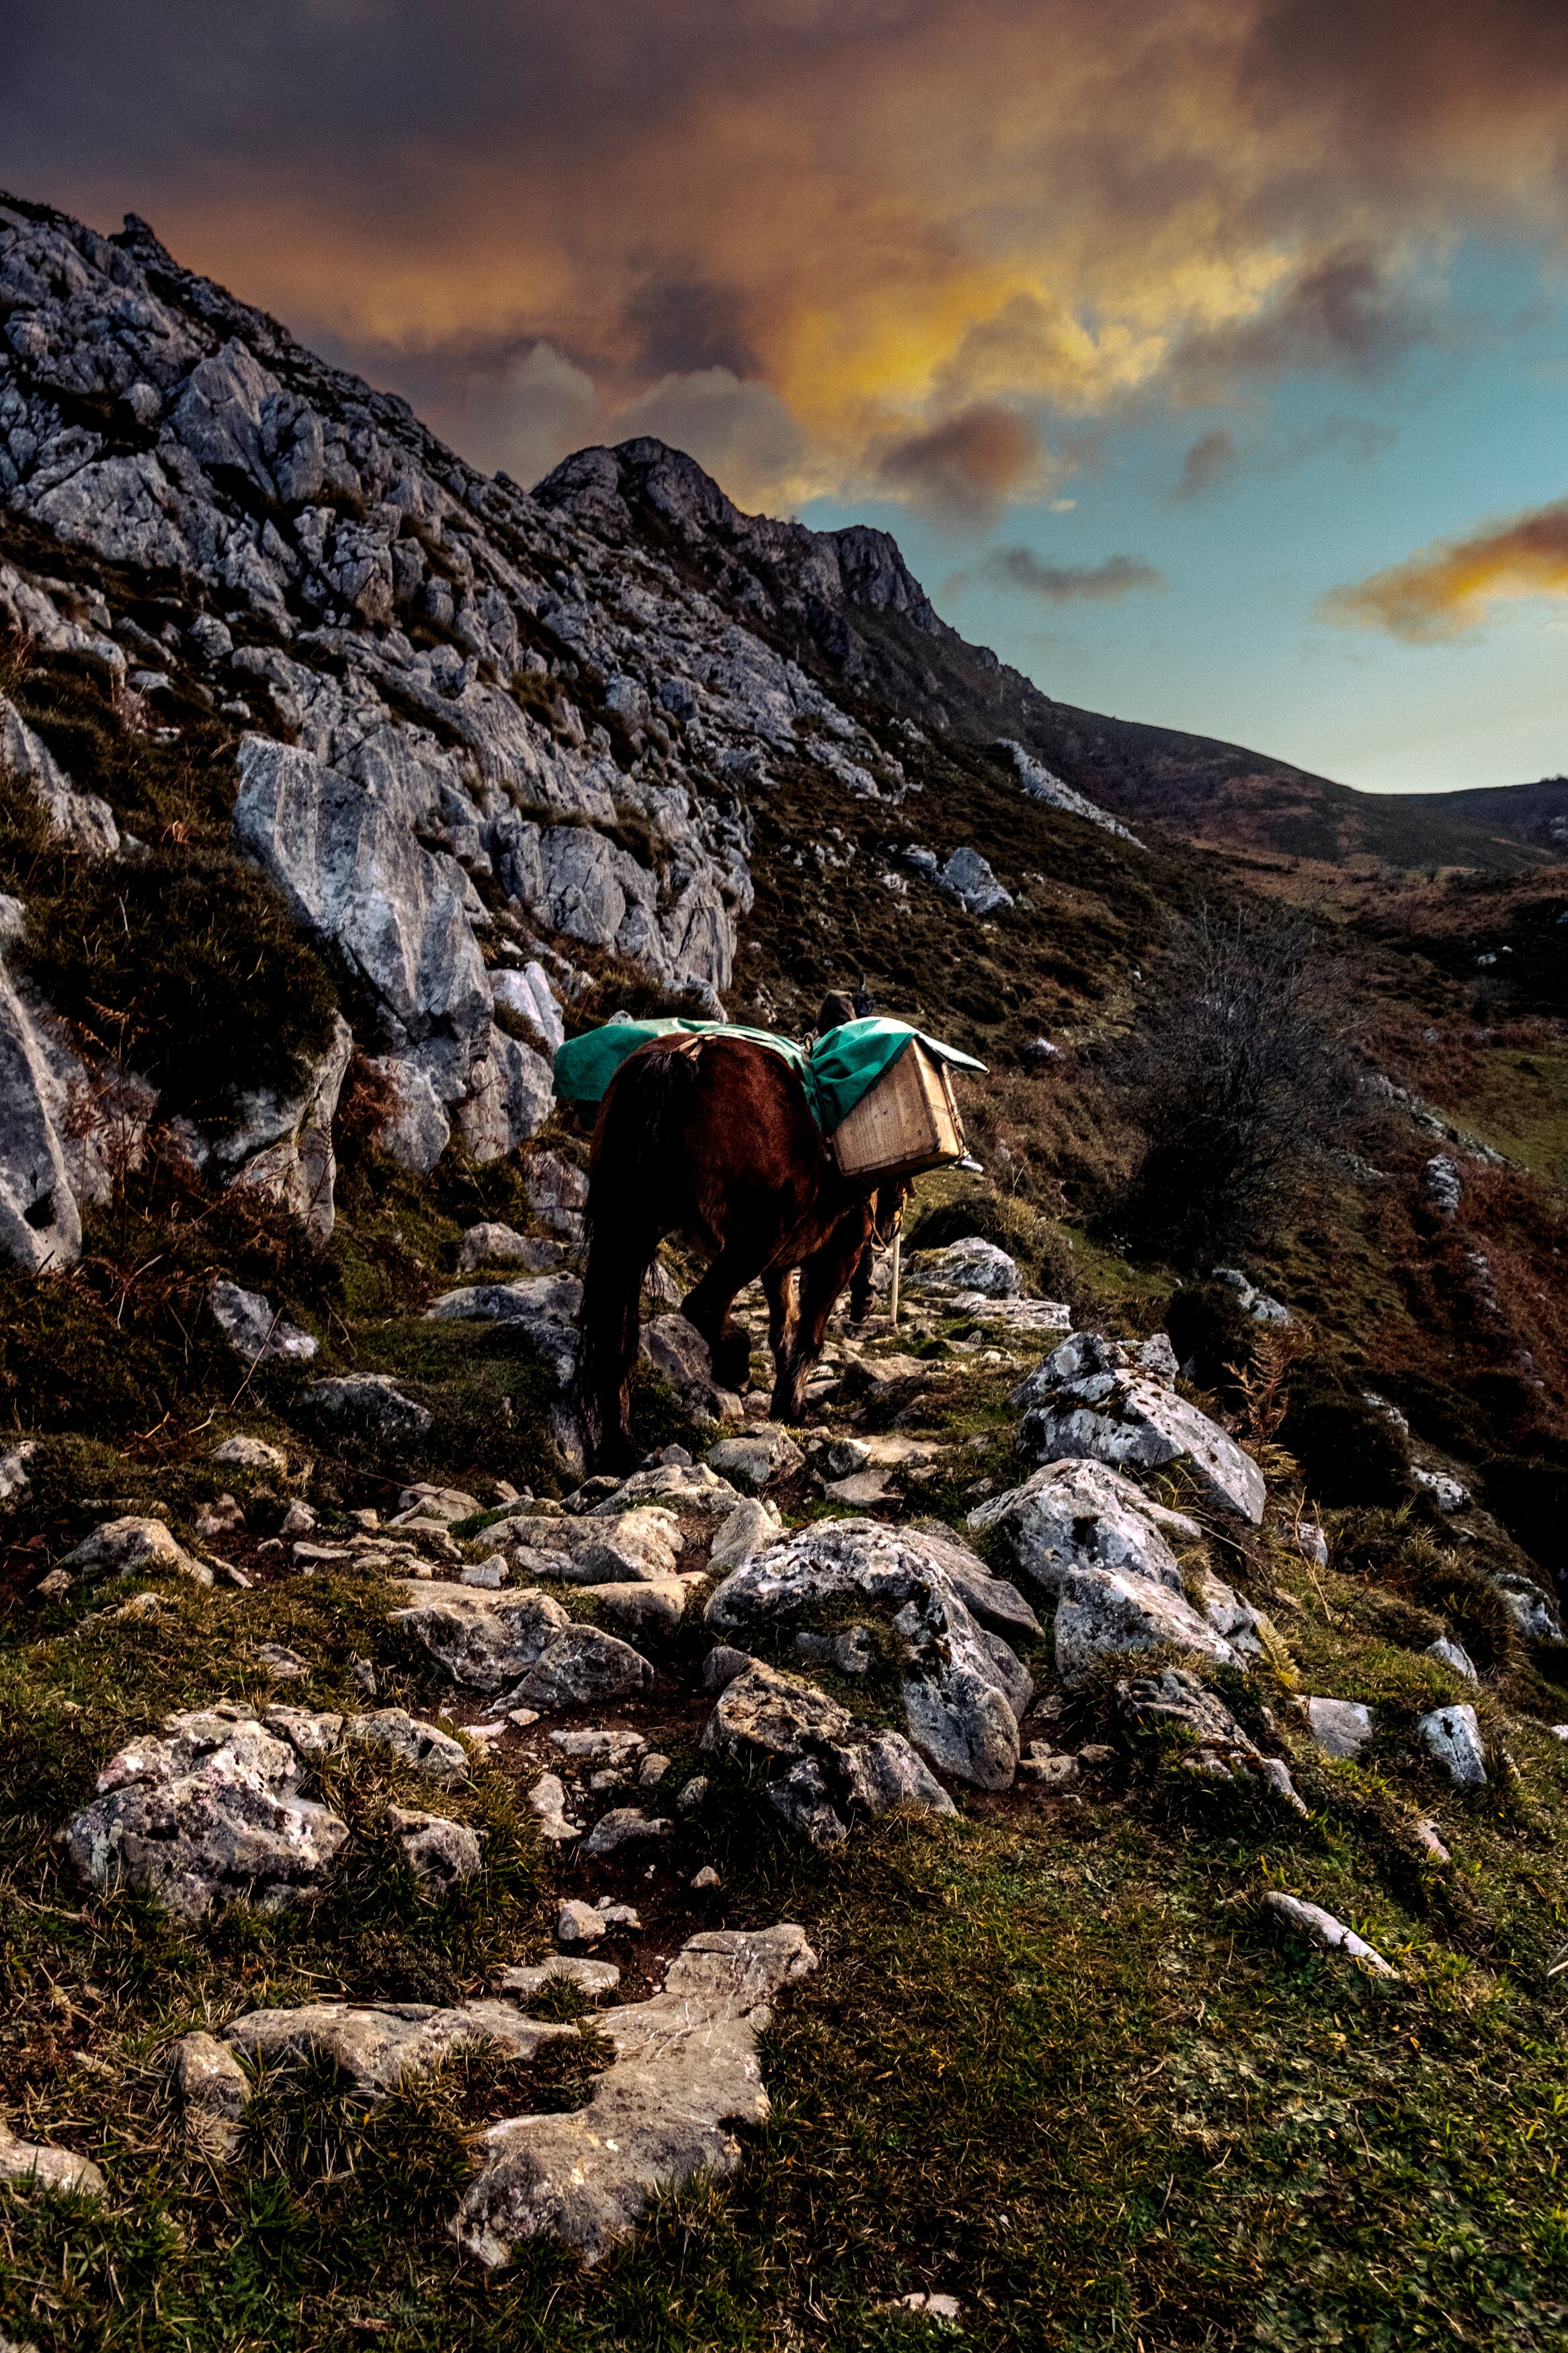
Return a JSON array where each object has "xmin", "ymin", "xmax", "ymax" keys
[{"xmin": 2, "ymin": 190, "xmax": 1568, "ymax": 2353}]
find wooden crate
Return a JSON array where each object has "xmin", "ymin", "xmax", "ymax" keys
[{"xmin": 830, "ymin": 1041, "xmax": 967, "ymax": 1183}]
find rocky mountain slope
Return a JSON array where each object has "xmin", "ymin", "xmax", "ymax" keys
[{"xmin": 4, "ymin": 189, "xmax": 1568, "ymax": 2353}]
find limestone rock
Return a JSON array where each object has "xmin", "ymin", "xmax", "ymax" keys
[
  {"xmin": 1018, "ymin": 1337, "xmax": 1266, "ymax": 1523},
  {"xmin": 56, "ymin": 1514, "xmax": 204, "ymax": 1585},
  {"xmin": 1417, "ymin": 1703, "xmax": 1487, "ymax": 1787},
  {"xmin": 556, "ymin": 1899, "xmax": 606, "ymax": 1946},
  {"xmin": 968, "ymin": 1458, "xmax": 1201, "ymax": 1596},
  {"xmin": 1117, "ymin": 1667, "xmax": 1305, "ymax": 1812},
  {"xmin": 0, "ymin": 2123, "xmax": 105, "ymax": 2197},
  {"xmin": 641, "ymin": 1314, "xmax": 741, "ymax": 1421},
  {"xmin": 708, "ymin": 1498, "xmax": 777, "ymax": 1574},
  {"xmin": 581, "ymin": 1806, "xmax": 671, "ymax": 1858},
  {"xmin": 1053, "ymin": 1563, "xmax": 1243, "ymax": 1687},
  {"xmin": 459, "ymin": 1222, "xmax": 559, "ymax": 1273},
  {"xmin": 389, "ymin": 1805, "xmax": 483, "ymax": 1890},
  {"xmin": 426, "ymin": 1276, "xmax": 581, "ymax": 1389},
  {"xmin": 706, "ymin": 1427, "xmax": 805, "ymax": 1490},
  {"xmin": 522, "ymin": 1148, "xmax": 587, "ymax": 1236},
  {"xmin": 66, "ymin": 1702, "xmax": 350, "ymax": 1917},
  {"xmin": 499, "ymin": 1955, "xmax": 620, "ymax": 2000},
  {"xmin": 589, "ymin": 1461, "xmax": 743, "ymax": 1517},
  {"xmin": 502, "ymin": 1624, "xmax": 654, "ymax": 1712},
  {"xmin": 208, "ymin": 1280, "xmax": 319, "ymax": 1363},
  {"xmin": 214, "ymin": 1014, "xmax": 353, "ymax": 1243},
  {"xmin": 212, "ymin": 1434, "xmax": 288, "ymax": 1474},
  {"xmin": 702, "ymin": 1659, "xmax": 956, "ymax": 1841},
  {"xmin": 1302, "ymin": 1697, "xmax": 1374, "ymax": 1760},
  {"xmin": 526, "ymin": 1772, "xmax": 581, "ymax": 1844},
  {"xmin": 1426, "ymin": 1636, "xmax": 1479, "ymax": 1681},
  {"xmin": 707, "ymin": 1517, "xmax": 1037, "ymax": 1790},
  {"xmin": 454, "ymin": 1925, "xmax": 817, "ymax": 2267},
  {"xmin": 0, "ymin": 693, "xmax": 118, "ymax": 854},
  {"xmin": 224, "ymin": 1995, "xmax": 575, "ymax": 2102},
  {"xmin": 585, "ymin": 1579, "xmax": 687, "ymax": 1637},
  {"xmin": 0, "ymin": 955, "xmax": 83, "ymax": 1271},
  {"xmin": 1423, "ymin": 1155, "xmax": 1462, "ymax": 1216},
  {"xmin": 507, "ymin": 1505, "xmax": 683, "ymax": 1585},
  {"xmin": 390, "ymin": 1582, "xmax": 571, "ymax": 1689},
  {"xmin": 171, "ymin": 2030, "xmax": 250, "ymax": 2157},
  {"xmin": 304, "ymin": 1373, "xmax": 433, "ymax": 1445},
  {"xmin": 343, "ymin": 1707, "xmax": 470, "ymax": 1786},
  {"xmin": 1210, "ymin": 1267, "xmax": 1293, "ymax": 1327},
  {"xmin": 1264, "ymin": 1892, "xmax": 1396, "ymax": 1977},
  {"xmin": 905, "ymin": 1237, "xmax": 1022, "ymax": 1299},
  {"xmin": 1491, "ymin": 1572, "xmax": 1563, "ymax": 1643},
  {"xmin": 1413, "ymin": 1467, "xmax": 1470, "ymax": 1512}
]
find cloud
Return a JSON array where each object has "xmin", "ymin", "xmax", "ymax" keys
[
  {"xmin": 610, "ymin": 368, "xmax": 811, "ymax": 508},
  {"xmin": 874, "ymin": 405, "xmax": 1042, "ymax": 526},
  {"xmin": 456, "ymin": 342, "xmax": 604, "ymax": 489},
  {"xmin": 1175, "ymin": 428, "xmax": 1239, "ymax": 500},
  {"xmin": 4, "ymin": 0, "xmax": 1568, "ymax": 511},
  {"xmin": 1321, "ymin": 495, "xmax": 1568, "ymax": 639},
  {"xmin": 966, "ymin": 544, "xmax": 1165, "ymax": 603}
]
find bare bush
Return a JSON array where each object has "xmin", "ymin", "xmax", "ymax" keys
[{"xmin": 1108, "ymin": 902, "xmax": 1360, "ymax": 1264}]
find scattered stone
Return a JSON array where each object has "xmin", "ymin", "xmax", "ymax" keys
[
  {"xmin": 795, "ymin": 1624, "xmax": 876, "ymax": 1675},
  {"xmin": 706, "ymin": 1427, "xmax": 806, "ymax": 1490},
  {"xmin": 594, "ymin": 1901, "xmax": 642, "ymax": 1929},
  {"xmin": 526, "ymin": 1772, "xmax": 581, "ymax": 1843},
  {"xmin": 1417, "ymin": 1703, "xmax": 1487, "ymax": 1787},
  {"xmin": 1210, "ymin": 1267, "xmax": 1292, "ymax": 1326},
  {"xmin": 66, "ymin": 1703, "xmax": 350, "ymax": 1918},
  {"xmin": 304, "ymin": 1373, "xmax": 432, "ymax": 1445},
  {"xmin": 390, "ymin": 1805, "xmax": 483, "ymax": 1890},
  {"xmin": 522, "ymin": 1148, "xmax": 588, "ymax": 1235},
  {"xmin": 550, "ymin": 1727, "xmax": 647, "ymax": 1764},
  {"xmin": 823, "ymin": 1468, "xmax": 897, "ymax": 1507},
  {"xmin": 1413, "ymin": 1467, "xmax": 1471, "ymax": 1512},
  {"xmin": 254, "ymin": 1643, "xmax": 309, "ymax": 1682},
  {"xmin": 394, "ymin": 1482, "xmax": 483, "ymax": 1527},
  {"xmin": 0, "ymin": 1439, "xmax": 36, "ymax": 1503},
  {"xmin": 461, "ymin": 1557, "xmax": 509, "ymax": 1589},
  {"xmin": 498, "ymin": 1956, "xmax": 621, "ymax": 2000},
  {"xmin": 637, "ymin": 1752, "xmax": 672, "ymax": 1788},
  {"xmin": 343, "ymin": 1708, "xmax": 470, "ymax": 1786},
  {"xmin": 1302, "ymin": 1697, "xmax": 1374, "ymax": 1761},
  {"xmin": 590, "ymin": 1461, "xmax": 744, "ymax": 1517},
  {"xmin": 1018, "ymin": 1747, "xmax": 1078, "ymax": 1787},
  {"xmin": 895, "ymin": 2291, "xmax": 963, "ymax": 2321},
  {"xmin": 708, "ymin": 1498, "xmax": 778, "ymax": 1574},
  {"xmin": 224, "ymin": 1993, "xmax": 575, "ymax": 2101},
  {"xmin": 194, "ymin": 1494, "xmax": 244, "ymax": 1540},
  {"xmin": 677, "ymin": 1776, "xmax": 709, "ymax": 1812},
  {"xmin": 969, "ymin": 1457, "xmax": 1200, "ymax": 1596},
  {"xmin": 707, "ymin": 1517, "xmax": 1036, "ymax": 1790},
  {"xmin": 692, "ymin": 1865, "xmax": 721, "ymax": 1890},
  {"xmin": 704, "ymin": 1645, "xmax": 754, "ymax": 1692},
  {"xmin": 1491, "ymin": 1572, "xmax": 1564, "ymax": 1643},
  {"xmin": 171, "ymin": 2030, "xmax": 250, "ymax": 2157},
  {"xmin": 581, "ymin": 1807, "xmax": 671, "ymax": 1858},
  {"xmin": 1426, "ymin": 1637, "xmax": 1479, "ymax": 1681},
  {"xmin": 503, "ymin": 1624, "xmax": 654, "ymax": 1712},
  {"xmin": 1264, "ymin": 1892, "xmax": 1397, "ymax": 1978},
  {"xmin": 703, "ymin": 1659, "xmax": 956, "ymax": 1843},
  {"xmin": 389, "ymin": 1581, "xmax": 571, "ymax": 1687},
  {"xmin": 556, "ymin": 1899, "xmax": 607, "ymax": 1947},
  {"xmin": 1291, "ymin": 1519, "xmax": 1330, "ymax": 1568},
  {"xmin": 0, "ymin": 2124, "xmax": 105, "ymax": 2198},
  {"xmin": 208, "ymin": 1279, "xmax": 318, "ymax": 1363},
  {"xmin": 1415, "ymin": 1819, "xmax": 1451, "ymax": 1864},
  {"xmin": 263, "ymin": 1705, "xmax": 342, "ymax": 1757},
  {"xmin": 454, "ymin": 1925, "xmax": 817, "ymax": 2267},
  {"xmin": 459, "ymin": 1222, "xmax": 563, "ymax": 1273},
  {"xmin": 1424, "ymin": 1155, "xmax": 1462, "ymax": 1216}
]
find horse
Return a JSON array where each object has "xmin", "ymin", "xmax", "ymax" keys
[{"xmin": 576, "ymin": 1025, "xmax": 906, "ymax": 1472}]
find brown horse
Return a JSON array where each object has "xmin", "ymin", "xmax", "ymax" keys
[{"xmin": 577, "ymin": 1030, "xmax": 905, "ymax": 1472}]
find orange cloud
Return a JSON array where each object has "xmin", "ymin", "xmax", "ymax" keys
[
  {"xmin": 874, "ymin": 405, "xmax": 1042, "ymax": 526},
  {"xmin": 1321, "ymin": 497, "xmax": 1568, "ymax": 639}
]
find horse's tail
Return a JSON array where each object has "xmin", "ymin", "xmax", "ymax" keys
[{"xmin": 577, "ymin": 1040, "xmax": 701, "ymax": 1470}]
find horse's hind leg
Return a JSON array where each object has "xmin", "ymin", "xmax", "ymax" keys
[
  {"xmin": 772, "ymin": 1215, "xmax": 869, "ymax": 1423},
  {"xmin": 681, "ymin": 1240, "xmax": 770, "ymax": 1394}
]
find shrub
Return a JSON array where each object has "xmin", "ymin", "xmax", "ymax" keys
[
  {"xmin": 1280, "ymin": 1378, "xmax": 1412, "ymax": 1507},
  {"xmin": 1108, "ymin": 902, "xmax": 1360, "ymax": 1264}
]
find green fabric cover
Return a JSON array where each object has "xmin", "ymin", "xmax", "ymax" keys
[{"xmin": 551, "ymin": 1014, "xmax": 985, "ymax": 1135}]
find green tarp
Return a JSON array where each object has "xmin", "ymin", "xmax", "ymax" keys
[{"xmin": 551, "ymin": 1014, "xmax": 986, "ymax": 1136}]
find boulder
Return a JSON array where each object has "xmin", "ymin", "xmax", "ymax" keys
[
  {"xmin": 557, "ymin": 1899, "xmax": 606, "ymax": 1946},
  {"xmin": 708, "ymin": 1498, "xmax": 778, "ymax": 1574},
  {"xmin": 702, "ymin": 1659, "xmax": 957, "ymax": 1841},
  {"xmin": 455, "ymin": 1925, "xmax": 817, "ymax": 2267},
  {"xmin": 217, "ymin": 1013, "xmax": 354, "ymax": 1244},
  {"xmin": 56, "ymin": 1514, "xmax": 206, "ymax": 1586},
  {"xmin": 503, "ymin": 1625, "xmax": 654, "ymax": 1712},
  {"xmin": 388, "ymin": 1805, "xmax": 483, "ymax": 1890},
  {"xmin": 706, "ymin": 1427, "xmax": 804, "ymax": 1490},
  {"xmin": 968, "ymin": 1458, "xmax": 1201, "ymax": 1596},
  {"xmin": 208, "ymin": 1280, "xmax": 319, "ymax": 1374},
  {"xmin": 1301, "ymin": 1696, "xmax": 1374, "ymax": 1759},
  {"xmin": 507, "ymin": 1505, "xmax": 683, "ymax": 1584},
  {"xmin": 934, "ymin": 846, "xmax": 1012, "ymax": 915},
  {"xmin": 304, "ymin": 1373, "xmax": 433, "ymax": 1445},
  {"xmin": 66, "ymin": 1702, "xmax": 350, "ymax": 1918},
  {"xmin": 587, "ymin": 1579, "xmax": 687, "ymax": 1638},
  {"xmin": 390, "ymin": 1581, "xmax": 571, "ymax": 1688},
  {"xmin": 1018, "ymin": 1341, "xmax": 1266, "ymax": 1524},
  {"xmin": 1055, "ymin": 1566, "xmax": 1245, "ymax": 1689},
  {"xmin": 589, "ymin": 1461, "xmax": 744, "ymax": 1517},
  {"xmin": 1417, "ymin": 1703, "xmax": 1487, "ymax": 1787},
  {"xmin": 425, "ymin": 1277, "xmax": 582, "ymax": 1389},
  {"xmin": 905, "ymin": 1237, "xmax": 1022, "ymax": 1300},
  {"xmin": 212, "ymin": 1434, "xmax": 288, "ymax": 1474},
  {"xmin": 706, "ymin": 1518, "xmax": 1038, "ymax": 1789}
]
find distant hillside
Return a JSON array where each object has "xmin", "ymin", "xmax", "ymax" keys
[{"xmin": 536, "ymin": 440, "xmax": 1568, "ymax": 874}]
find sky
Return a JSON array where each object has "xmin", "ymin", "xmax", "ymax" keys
[{"xmin": 3, "ymin": 1, "xmax": 1567, "ymax": 794}]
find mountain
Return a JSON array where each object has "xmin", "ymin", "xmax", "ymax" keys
[{"xmin": 535, "ymin": 438, "xmax": 1568, "ymax": 875}]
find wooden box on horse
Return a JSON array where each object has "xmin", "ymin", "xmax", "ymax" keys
[{"xmin": 829, "ymin": 1040, "xmax": 966, "ymax": 1183}]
